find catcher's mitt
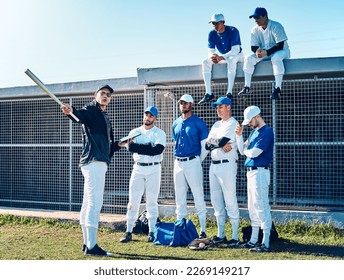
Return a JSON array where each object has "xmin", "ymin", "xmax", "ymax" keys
[{"xmin": 188, "ymin": 238, "xmax": 215, "ymax": 250}]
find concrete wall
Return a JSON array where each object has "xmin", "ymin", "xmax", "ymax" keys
[
  {"xmin": 0, "ymin": 76, "xmax": 143, "ymax": 99},
  {"xmin": 2, "ymin": 56, "xmax": 343, "ymax": 96},
  {"xmin": 137, "ymin": 56, "xmax": 344, "ymax": 85}
]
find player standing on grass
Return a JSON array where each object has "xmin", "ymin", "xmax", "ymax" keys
[
  {"xmin": 119, "ymin": 106, "xmax": 166, "ymax": 244},
  {"xmin": 61, "ymin": 85, "xmax": 121, "ymax": 257},
  {"xmin": 205, "ymin": 97, "xmax": 241, "ymax": 247},
  {"xmin": 172, "ymin": 94, "xmax": 209, "ymax": 238},
  {"xmin": 235, "ymin": 105, "xmax": 274, "ymax": 252}
]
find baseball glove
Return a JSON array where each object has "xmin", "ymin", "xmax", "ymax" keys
[{"xmin": 188, "ymin": 238, "xmax": 215, "ymax": 250}]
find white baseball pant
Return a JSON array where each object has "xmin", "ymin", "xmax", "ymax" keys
[
  {"xmin": 209, "ymin": 160, "xmax": 239, "ymax": 239},
  {"xmin": 126, "ymin": 164, "xmax": 161, "ymax": 233},
  {"xmin": 202, "ymin": 52, "xmax": 244, "ymax": 94},
  {"xmin": 80, "ymin": 161, "xmax": 107, "ymax": 229},
  {"xmin": 247, "ymin": 168, "xmax": 272, "ymax": 230},
  {"xmin": 173, "ymin": 156, "xmax": 207, "ymax": 232},
  {"xmin": 243, "ymin": 49, "xmax": 290, "ymax": 76}
]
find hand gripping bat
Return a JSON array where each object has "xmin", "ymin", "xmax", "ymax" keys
[{"xmin": 25, "ymin": 69, "xmax": 79, "ymax": 122}]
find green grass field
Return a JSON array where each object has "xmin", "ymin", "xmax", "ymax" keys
[{"xmin": 0, "ymin": 214, "xmax": 343, "ymax": 260}]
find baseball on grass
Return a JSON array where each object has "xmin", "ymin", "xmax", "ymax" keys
[{"xmin": 199, "ymin": 242, "xmax": 206, "ymax": 249}]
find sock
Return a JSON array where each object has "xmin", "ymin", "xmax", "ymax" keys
[
  {"xmin": 231, "ymin": 219, "xmax": 239, "ymax": 241},
  {"xmin": 244, "ymin": 72, "xmax": 252, "ymax": 88},
  {"xmin": 262, "ymin": 228, "xmax": 271, "ymax": 248},
  {"xmin": 227, "ymin": 71, "xmax": 236, "ymax": 94},
  {"xmin": 250, "ymin": 226, "xmax": 260, "ymax": 244},
  {"xmin": 199, "ymin": 216, "xmax": 206, "ymax": 233},
  {"xmin": 126, "ymin": 220, "xmax": 135, "ymax": 233},
  {"xmin": 203, "ymin": 72, "xmax": 212, "ymax": 95},
  {"xmin": 81, "ymin": 225, "xmax": 87, "ymax": 245},
  {"xmin": 148, "ymin": 218, "xmax": 157, "ymax": 233},
  {"xmin": 218, "ymin": 224, "xmax": 225, "ymax": 238},
  {"xmin": 275, "ymin": 75, "xmax": 283, "ymax": 88},
  {"xmin": 86, "ymin": 227, "xmax": 97, "ymax": 250}
]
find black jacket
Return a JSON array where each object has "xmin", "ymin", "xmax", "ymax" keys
[{"xmin": 69, "ymin": 100, "xmax": 120, "ymax": 167}]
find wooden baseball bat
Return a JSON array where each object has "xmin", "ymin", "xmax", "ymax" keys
[{"xmin": 25, "ymin": 69, "xmax": 79, "ymax": 122}]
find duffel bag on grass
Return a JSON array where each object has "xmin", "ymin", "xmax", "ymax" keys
[{"xmin": 153, "ymin": 218, "xmax": 199, "ymax": 247}]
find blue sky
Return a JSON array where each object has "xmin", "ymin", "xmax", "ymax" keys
[{"xmin": 1, "ymin": 0, "xmax": 343, "ymax": 88}]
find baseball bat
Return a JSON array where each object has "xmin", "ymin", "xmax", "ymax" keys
[{"xmin": 25, "ymin": 69, "xmax": 79, "ymax": 122}]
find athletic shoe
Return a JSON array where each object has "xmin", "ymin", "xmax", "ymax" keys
[
  {"xmin": 226, "ymin": 92, "xmax": 233, "ymax": 100},
  {"xmin": 198, "ymin": 93, "xmax": 215, "ymax": 105},
  {"xmin": 85, "ymin": 244, "xmax": 113, "ymax": 257},
  {"xmin": 239, "ymin": 241, "xmax": 258, "ymax": 249},
  {"xmin": 271, "ymin": 87, "xmax": 281, "ymax": 100},
  {"xmin": 226, "ymin": 239, "xmax": 241, "ymax": 248},
  {"xmin": 82, "ymin": 244, "xmax": 86, "ymax": 253},
  {"xmin": 147, "ymin": 232, "xmax": 155, "ymax": 242},
  {"xmin": 212, "ymin": 236, "xmax": 227, "ymax": 245},
  {"xmin": 120, "ymin": 232, "xmax": 132, "ymax": 243},
  {"xmin": 199, "ymin": 231, "xmax": 207, "ymax": 238},
  {"xmin": 238, "ymin": 87, "xmax": 250, "ymax": 97},
  {"xmin": 249, "ymin": 244, "xmax": 270, "ymax": 253}
]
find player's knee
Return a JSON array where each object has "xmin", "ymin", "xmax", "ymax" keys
[
  {"xmin": 226, "ymin": 59, "xmax": 237, "ymax": 71},
  {"xmin": 271, "ymin": 54, "xmax": 284, "ymax": 64},
  {"xmin": 245, "ymin": 55, "xmax": 256, "ymax": 64},
  {"xmin": 202, "ymin": 57, "xmax": 212, "ymax": 66}
]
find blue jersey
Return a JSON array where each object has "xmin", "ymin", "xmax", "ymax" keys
[
  {"xmin": 208, "ymin": 25, "xmax": 242, "ymax": 55},
  {"xmin": 245, "ymin": 124, "xmax": 274, "ymax": 168},
  {"xmin": 172, "ymin": 114, "xmax": 208, "ymax": 157}
]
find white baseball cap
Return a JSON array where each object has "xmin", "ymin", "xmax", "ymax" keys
[
  {"xmin": 209, "ymin": 13, "xmax": 225, "ymax": 23},
  {"xmin": 179, "ymin": 94, "xmax": 194, "ymax": 103},
  {"xmin": 242, "ymin": 106, "xmax": 261, "ymax": 125}
]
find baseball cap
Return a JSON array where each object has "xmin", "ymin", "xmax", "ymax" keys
[
  {"xmin": 178, "ymin": 94, "xmax": 194, "ymax": 103},
  {"xmin": 242, "ymin": 106, "xmax": 261, "ymax": 125},
  {"xmin": 211, "ymin": 96, "xmax": 232, "ymax": 108},
  {"xmin": 249, "ymin": 7, "xmax": 268, "ymax": 19},
  {"xmin": 96, "ymin": 84, "xmax": 114, "ymax": 93},
  {"xmin": 144, "ymin": 106, "xmax": 158, "ymax": 117},
  {"xmin": 209, "ymin": 13, "xmax": 225, "ymax": 23}
]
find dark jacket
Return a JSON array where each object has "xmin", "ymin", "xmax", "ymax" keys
[{"xmin": 69, "ymin": 100, "xmax": 120, "ymax": 167}]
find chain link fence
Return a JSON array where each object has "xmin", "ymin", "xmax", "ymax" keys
[{"xmin": 0, "ymin": 77, "xmax": 343, "ymax": 214}]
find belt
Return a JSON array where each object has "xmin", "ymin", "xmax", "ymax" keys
[
  {"xmin": 176, "ymin": 156, "xmax": 196, "ymax": 162},
  {"xmin": 212, "ymin": 159, "xmax": 229, "ymax": 164},
  {"xmin": 246, "ymin": 167, "xmax": 269, "ymax": 171},
  {"xmin": 136, "ymin": 162, "xmax": 161, "ymax": 166}
]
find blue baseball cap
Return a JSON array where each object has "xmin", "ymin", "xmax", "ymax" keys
[
  {"xmin": 211, "ymin": 96, "xmax": 232, "ymax": 108},
  {"xmin": 249, "ymin": 7, "xmax": 268, "ymax": 18},
  {"xmin": 145, "ymin": 106, "xmax": 158, "ymax": 117}
]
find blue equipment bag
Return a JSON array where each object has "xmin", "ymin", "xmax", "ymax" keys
[
  {"xmin": 153, "ymin": 221, "xmax": 175, "ymax": 246},
  {"xmin": 153, "ymin": 218, "xmax": 199, "ymax": 247}
]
